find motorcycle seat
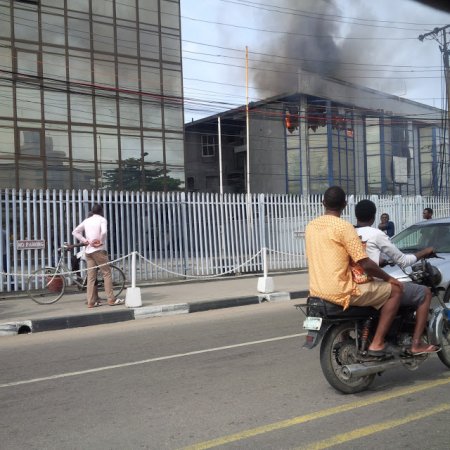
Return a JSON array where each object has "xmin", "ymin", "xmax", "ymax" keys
[{"xmin": 306, "ymin": 296, "xmax": 379, "ymax": 318}]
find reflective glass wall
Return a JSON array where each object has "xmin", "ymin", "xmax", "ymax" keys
[{"xmin": 0, "ymin": 0, "xmax": 184, "ymax": 191}]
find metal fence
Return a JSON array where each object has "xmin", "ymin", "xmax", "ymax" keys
[{"xmin": 1, "ymin": 189, "xmax": 450, "ymax": 292}]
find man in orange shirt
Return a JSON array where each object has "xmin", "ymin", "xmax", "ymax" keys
[{"xmin": 305, "ymin": 186, "xmax": 403, "ymax": 357}]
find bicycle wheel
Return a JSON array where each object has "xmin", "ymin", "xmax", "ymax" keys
[
  {"xmin": 27, "ymin": 267, "xmax": 66, "ymax": 305},
  {"xmin": 96, "ymin": 265, "xmax": 126, "ymax": 299}
]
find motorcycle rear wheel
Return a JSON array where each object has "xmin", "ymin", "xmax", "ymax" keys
[
  {"xmin": 320, "ymin": 322, "xmax": 375, "ymax": 394},
  {"xmin": 437, "ymin": 316, "xmax": 450, "ymax": 368}
]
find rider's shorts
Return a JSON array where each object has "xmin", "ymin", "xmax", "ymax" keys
[
  {"xmin": 349, "ymin": 280, "xmax": 391, "ymax": 310},
  {"xmin": 400, "ymin": 282, "xmax": 427, "ymax": 307}
]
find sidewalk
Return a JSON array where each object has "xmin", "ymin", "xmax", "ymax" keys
[{"xmin": 0, "ymin": 271, "xmax": 309, "ymax": 336}]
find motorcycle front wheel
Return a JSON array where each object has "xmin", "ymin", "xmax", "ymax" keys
[
  {"xmin": 320, "ymin": 322, "xmax": 375, "ymax": 394},
  {"xmin": 437, "ymin": 315, "xmax": 450, "ymax": 368}
]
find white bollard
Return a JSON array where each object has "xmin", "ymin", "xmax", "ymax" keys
[
  {"xmin": 257, "ymin": 247, "xmax": 275, "ymax": 294},
  {"xmin": 125, "ymin": 251, "xmax": 142, "ymax": 308}
]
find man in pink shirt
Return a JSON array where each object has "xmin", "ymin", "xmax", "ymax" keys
[{"xmin": 72, "ymin": 204, "xmax": 124, "ymax": 308}]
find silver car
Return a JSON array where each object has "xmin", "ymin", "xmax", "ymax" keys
[{"xmin": 386, "ymin": 217, "xmax": 450, "ymax": 304}]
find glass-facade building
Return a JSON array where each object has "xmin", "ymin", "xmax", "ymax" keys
[{"xmin": 0, "ymin": 0, "xmax": 184, "ymax": 191}]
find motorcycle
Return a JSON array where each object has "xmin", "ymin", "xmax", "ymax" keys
[{"xmin": 298, "ymin": 256, "xmax": 450, "ymax": 394}]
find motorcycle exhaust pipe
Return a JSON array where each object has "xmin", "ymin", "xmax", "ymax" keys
[{"xmin": 341, "ymin": 359, "xmax": 404, "ymax": 380}]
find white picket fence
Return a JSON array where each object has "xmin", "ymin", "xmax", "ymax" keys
[{"xmin": 1, "ymin": 189, "xmax": 449, "ymax": 292}]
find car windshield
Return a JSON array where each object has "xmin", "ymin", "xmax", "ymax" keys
[{"xmin": 392, "ymin": 223, "xmax": 450, "ymax": 253}]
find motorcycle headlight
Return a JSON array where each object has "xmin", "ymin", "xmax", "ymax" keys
[{"xmin": 427, "ymin": 264, "xmax": 442, "ymax": 287}]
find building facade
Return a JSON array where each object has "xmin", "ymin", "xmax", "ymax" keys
[
  {"xmin": 185, "ymin": 73, "xmax": 447, "ymax": 196},
  {"xmin": 0, "ymin": 0, "xmax": 184, "ymax": 191}
]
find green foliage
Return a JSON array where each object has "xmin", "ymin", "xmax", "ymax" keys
[{"xmin": 103, "ymin": 157, "xmax": 182, "ymax": 192}]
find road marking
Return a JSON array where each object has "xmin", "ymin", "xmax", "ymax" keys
[
  {"xmin": 300, "ymin": 403, "xmax": 450, "ymax": 450},
  {"xmin": 0, "ymin": 333, "xmax": 305, "ymax": 388},
  {"xmin": 181, "ymin": 376, "xmax": 450, "ymax": 450}
]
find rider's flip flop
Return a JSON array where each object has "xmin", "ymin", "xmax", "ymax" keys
[{"xmin": 410, "ymin": 344, "xmax": 440, "ymax": 355}]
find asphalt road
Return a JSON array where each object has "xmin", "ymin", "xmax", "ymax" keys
[{"xmin": 1, "ymin": 302, "xmax": 450, "ymax": 450}]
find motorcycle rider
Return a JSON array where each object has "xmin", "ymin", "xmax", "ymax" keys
[
  {"xmin": 354, "ymin": 199, "xmax": 439, "ymax": 355},
  {"xmin": 305, "ymin": 186, "xmax": 403, "ymax": 358}
]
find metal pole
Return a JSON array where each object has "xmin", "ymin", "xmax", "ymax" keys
[
  {"xmin": 246, "ymin": 46, "xmax": 250, "ymax": 197},
  {"xmin": 218, "ymin": 116, "xmax": 223, "ymax": 195}
]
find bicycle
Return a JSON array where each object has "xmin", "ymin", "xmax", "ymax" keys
[{"xmin": 26, "ymin": 243, "xmax": 126, "ymax": 305}]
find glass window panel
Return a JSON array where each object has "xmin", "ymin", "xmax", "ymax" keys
[
  {"xmin": 116, "ymin": 0, "xmax": 136, "ymax": 20},
  {"xmin": 142, "ymin": 102, "xmax": 162, "ymax": 129},
  {"xmin": 164, "ymin": 105, "xmax": 182, "ymax": 132},
  {"xmin": 0, "ymin": 159, "xmax": 15, "ymax": 188},
  {"xmin": 44, "ymin": 91, "xmax": 67, "ymax": 121},
  {"xmin": 120, "ymin": 99, "xmax": 140, "ymax": 128},
  {"xmin": 70, "ymin": 94, "xmax": 93, "ymax": 123},
  {"xmin": 0, "ymin": 86, "xmax": 14, "ymax": 118},
  {"xmin": 143, "ymin": 135, "xmax": 163, "ymax": 163},
  {"xmin": 0, "ymin": 46, "xmax": 12, "ymax": 71},
  {"xmin": 45, "ymin": 129, "xmax": 69, "ymax": 158},
  {"xmin": 0, "ymin": 4, "xmax": 11, "ymax": 39},
  {"xmin": 18, "ymin": 160, "xmax": 44, "ymax": 189},
  {"xmin": 161, "ymin": 0, "xmax": 179, "ymax": 29},
  {"xmin": 309, "ymin": 148, "xmax": 328, "ymax": 178},
  {"xmin": 19, "ymin": 129, "xmax": 41, "ymax": 156},
  {"xmin": 121, "ymin": 135, "xmax": 141, "ymax": 160},
  {"xmin": 140, "ymin": 29, "xmax": 160, "ymax": 60},
  {"xmin": 17, "ymin": 51, "xmax": 38, "ymax": 76},
  {"xmin": 14, "ymin": 7, "xmax": 38, "ymax": 42},
  {"xmin": 93, "ymin": 22, "xmax": 114, "ymax": 53},
  {"xmin": 287, "ymin": 148, "xmax": 300, "ymax": 178},
  {"xmin": 69, "ymin": 55, "xmax": 91, "ymax": 82},
  {"xmin": 94, "ymin": 58, "xmax": 115, "ymax": 87},
  {"xmin": 165, "ymin": 137, "xmax": 184, "ymax": 166},
  {"xmin": 72, "ymin": 160, "xmax": 95, "ymax": 189},
  {"xmin": 72, "ymin": 132, "xmax": 94, "ymax": 161},
  {"xmin": 96, "ymin": 134, "xmax": 118, "ymax": 162},
  {"xmin": 98, "ymin": 162, "xmax": 120, "ymax": 190},
  {"xmin": 42, "ymin": 13, "xmax": 65, "ymax": 46},
  {"xmin": 16, "ymin": 87, "xmax": 41, "ymax": 120},
  {"xmin": 141, "ymin": 63, "xmax": 161, "ymax": 94},
  {"xmin": 95, "ymin": 96, "xmax": 117, "ymax": 126},
  {"xmin": 67, "ymin": 0, "xmax": 89, "ymax": 12},
  {"xmin": 92, "ymin": 0, "xmax": 113, "ymax": 17},
  {"xmin": 163, "ymin": 68, "xmax": 181, "ymax": 96},
  {"xmin": 117, "ymin": 26, "xmax": 137, "ymax": 56},
  {"xmin": 0, "ymin": 126, "xmax": 14, "ymax": 156},
  {"xmin": 43, "ymin": 52, "xmax": 66, "ymax": 79},
  {"xmin": 118, "ymin": 61, "xmax": 139, "ymax": 90},
  {"xmin": 161, "ymin": 35, "xmax": 180, "ymax": 63},
  {"xmin": 47, "ymin": 160, "xmax": 71, "ymax": 189},
  {"xmin": 68, "ymin": 17, "xmax": 90, "ymax": 49},
  {"xmin": 139, "ymin": 0, "xmax": 159, "ymax": 25},
  {"xmin": 42, "ymin": 0, "xmax": 64, "ymax": 6}
]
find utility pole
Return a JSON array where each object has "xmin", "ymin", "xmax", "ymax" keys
[
  {"xmin": 419, "ymin": 26, "xmax": 450, "ymax": 124},
  {"xmin": 419, "ymin": 26, "xmax": 450, "ymax": 193}
]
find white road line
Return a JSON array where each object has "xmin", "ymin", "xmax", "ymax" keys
[{"xmin": 0, "ymin": 333, "xmax": 306, "ymax": 388}]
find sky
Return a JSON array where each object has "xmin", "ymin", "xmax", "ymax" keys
[{"xmin": 180, "ymin": 0, "xmax": 450, "ymax": 122}]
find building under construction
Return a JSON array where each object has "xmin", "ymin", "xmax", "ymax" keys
[{"xmin": 185, "ymin": 72, "xmax": 447, "ymax": 196}]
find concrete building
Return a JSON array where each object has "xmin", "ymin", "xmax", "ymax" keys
[
  {"xmin": 0, "ymin": 0, "xmax": 184, "ymax": 191},
  {"xmin": 185, "ymin": 71, "xmax": 447, "ymax": 196}
]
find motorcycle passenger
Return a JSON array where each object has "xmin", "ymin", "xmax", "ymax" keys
[
  {"xmin": 355, "ymin": 199, "xmax": 439, "ymax": 355},
  {"xmin": 305, "ymin": 186, "xmax": 403, "ymax": 359}
]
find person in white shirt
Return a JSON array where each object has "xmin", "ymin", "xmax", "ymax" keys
[
  {"xmin": 72, "ymin": 204, "xmax": 124, "ymax": 308},
  {"xmin": 355, "ymin": 199, "xmax": 438, "ymax": 355}
]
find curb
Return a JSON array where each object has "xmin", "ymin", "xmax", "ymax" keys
[{"xmin": 0, "ymin": 290, "xmax": 310, "ymax": 336}]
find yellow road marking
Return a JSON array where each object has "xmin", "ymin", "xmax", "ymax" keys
[
  {"xmin": 181, "ymin": 376, "xmax": 450, "ymax": 450},
  {"xmin": 300, "ymin": 403, "xmax": 450, "ymax": 450}
]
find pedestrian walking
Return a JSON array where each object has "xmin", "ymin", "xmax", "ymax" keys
[{"xmin": 72, "ymin": 204, "xmax": 124, "ymax": 309}]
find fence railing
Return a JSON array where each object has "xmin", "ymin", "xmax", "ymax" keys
[{"xmin": 1, "ymin": 189, "xmax": 449, "ymax": 292}]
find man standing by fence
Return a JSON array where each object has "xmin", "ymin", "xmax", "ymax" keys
[{"xmin": 72, "ymin": 204, "xmax": 124, "ymax": 309}]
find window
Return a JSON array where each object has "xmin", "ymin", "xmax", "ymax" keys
[{"xmin": 201, "ymin": 135, "xmax": 216, "ymax": 157}]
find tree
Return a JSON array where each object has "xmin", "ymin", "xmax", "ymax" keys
[{"xmin": 102, "ymin": 157, "xmax": 183, "ymax": 192}]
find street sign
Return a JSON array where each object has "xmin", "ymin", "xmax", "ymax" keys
[{"xmin": 17, "ymin": 240, "xmax": 46, "ymax": 250}]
